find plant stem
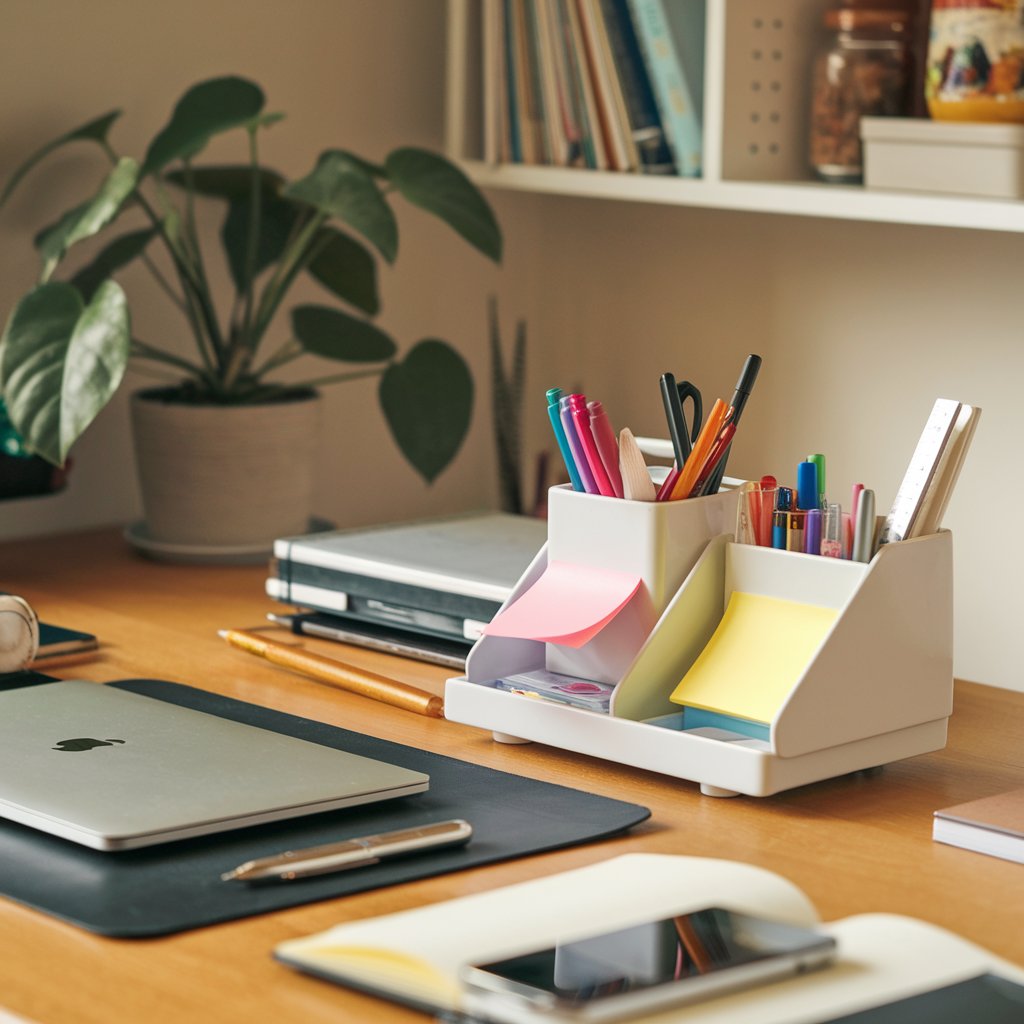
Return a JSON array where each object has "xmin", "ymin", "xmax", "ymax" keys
[
  {"xmin": 131, "ymin": 339, "xmax": 208, "ymax": 377},
  {"xmin": 176, "ymin": 161, "xmax": 226, "ymax": 364},
  {"xmin": 251, "ymin": 338, "xmax": 303, "ymax": 377},
  {"xmin": 250, "ymin": 211, "xmax": 328, "ymax": 346},
  {"xmin": 239, "ymin": 126, "xmax": 262, "ymax": 346},
  {"xmin": 139, "ymin": 252, "xmax": 187, "ymax": 312}
]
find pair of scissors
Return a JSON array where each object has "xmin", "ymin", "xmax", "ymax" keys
[{"xmin": 659, "ymin": 373, "xmax": 703, "ymax": 466}]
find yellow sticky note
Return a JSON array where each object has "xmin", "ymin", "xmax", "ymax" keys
[{"xmin": 670, "ymin": 592, "xmax": 839, "ymax": 725}]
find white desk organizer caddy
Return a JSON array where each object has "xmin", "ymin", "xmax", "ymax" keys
[{"xmin": 445, "ymin": 485, "xmax": 954, "ymax": 797}]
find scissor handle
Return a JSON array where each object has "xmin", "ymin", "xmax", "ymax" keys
[{"xmin": 676, "ymin": 380, "xmax": 703, "ymax": 445}]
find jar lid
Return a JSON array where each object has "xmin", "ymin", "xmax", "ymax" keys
[{"xmin": 824, "ymin": 8, "xmax": 908, "ymax": 31}]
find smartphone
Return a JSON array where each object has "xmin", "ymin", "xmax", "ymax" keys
[{"xmin": 460, "ymin": 907, "xmax": 837, "ymax": 1023}]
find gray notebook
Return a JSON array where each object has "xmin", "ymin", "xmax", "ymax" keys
[{"xmin": 0, "ymin": 680, "xmax": 428, "ymax": 850}]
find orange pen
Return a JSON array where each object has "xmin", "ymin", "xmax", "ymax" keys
[{"xmin": 668, "ymin": 399, "xmax": 730, "ymax": 501}]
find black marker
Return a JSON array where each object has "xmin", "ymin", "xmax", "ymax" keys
[{"xmin": 706, "ymin": 354, "xmax": 762, "ymax": 493}]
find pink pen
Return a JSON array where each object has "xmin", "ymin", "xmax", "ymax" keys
[
  {"xmin": 568, "ymin": 395, "xmax": 615, "ymax": 497},
  {"xmin": 587, "ymin": 400, "xmax": 623, "ymax": 497},
  {"xmin": 848, "ymin": 484, "xmax": 864, "ymax": 559}
]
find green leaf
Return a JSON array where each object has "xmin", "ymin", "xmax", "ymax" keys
[
  {"xmin": 291, "ymin": 305, "xmax": 396, "ymax": 362},
  {"xmin": 0, "ymin": 281, "xmax": 130, "ymax": 465},
  {"xmin": 164, "ymin": 164, "xmax": 286, "ymax": 198},
  {"xmin": 306, "ymin": 227, "xmax": 378, "ymax": 315},
  {"xmin": 141, "ymin": 77, "xmax": 265, "ymax": 176},
  {"xmin": 0, "ymin": 110, "xmax": 121, "ymax": 210},
  {"xmin": 284, "ymin": 150, "xmax": 397, "ymax": 262},
  {"xmin": 35, "ymin": 158, "xmax": 139, "ymax": 281},
  {"xmin": 385, "ymin": 148, "xmax": 502, "ymax": 263},
  {"xmin": 379, "ymin": 339, "xmax": 473, "ymax": 483},
  {"xmin": 69, "ymin": 227, "xmax": 157, "ymax": 300}
]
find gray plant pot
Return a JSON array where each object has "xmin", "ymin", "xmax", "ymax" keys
[{"xmin": 131, "ymin": 388, "xmax": 321, "ymax": 547}]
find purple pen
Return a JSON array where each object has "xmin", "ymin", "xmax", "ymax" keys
[
  {"xmin": 805, "ymin": 508, "xmax": 822, "ymax": 556},
  {"xmin": 559, "ymin": 396, "xmax": 598, "ymax": 494}
]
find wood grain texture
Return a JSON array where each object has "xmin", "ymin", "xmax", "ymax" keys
[{"xmin": 1, "ymin": 527, "xmax": 1023, "ymax": 1023}]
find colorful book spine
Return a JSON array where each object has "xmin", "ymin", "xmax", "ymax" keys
[
  {"xmin": 502, "ymin": 0, "xmax": 523, "ymax": 163},
  {"xmin": 599, "ymin": 0, "xmax": 674, "ymax": 174},
  {"xmin": 625, "ymin": 0, "xmax": 704, "ymax": 177}
]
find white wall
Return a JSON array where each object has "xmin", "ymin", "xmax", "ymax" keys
[{"xmin": 0, "ymin": 2, "xmax": 1018, "ymax": 692}]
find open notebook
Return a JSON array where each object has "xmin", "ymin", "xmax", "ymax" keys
[{"xmin": 275, "ymin": 854, "xmax": 1024, "ymax": 1023}]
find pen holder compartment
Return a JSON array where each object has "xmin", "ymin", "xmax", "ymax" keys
[{"xmin": 466, "ymin": 485, "xmax": 740, "ymax": 686}]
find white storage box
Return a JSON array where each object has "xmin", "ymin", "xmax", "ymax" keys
[
  {"xmin": 445, "ymin": 484, "xmax": 955, "ymax": 798},
  {"xmin": 861, "ymin": 116, "xmax": 1024, "ymax": 199}
]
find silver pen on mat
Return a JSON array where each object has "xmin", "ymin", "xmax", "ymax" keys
[{"xmin": 221, "ymin": 819, "xmax": 473, "ymax": 883}]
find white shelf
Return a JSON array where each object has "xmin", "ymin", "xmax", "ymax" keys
[
  {"xmin": 463, "ymin": 160, "xmax": 1024, "ymax": 233},
  {"xmin": 448, "ymin": 0, "xmax": 1024, "ymax": 235}
]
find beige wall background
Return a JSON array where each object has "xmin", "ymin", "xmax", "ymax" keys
[{"xmin": 0, "ymin": 2, "xmax": 1020, "ymax": 692}]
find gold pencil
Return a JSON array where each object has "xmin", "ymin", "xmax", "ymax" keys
[{"xmin": 219, "ymin": 629, "xmax": 444, "ymax": 718}]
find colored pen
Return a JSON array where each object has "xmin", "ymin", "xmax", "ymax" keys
[
  {"xmin": 568, "ymin": 395, "xmax": 615, "ymax": 497},
  {"xmin": 805, "ymin": 508, "xmax": 822, "ymax": 555},
  {"xmin": 546, "ymin": 388, "xmax": 584, "ymax": 492},
  {"xmin": 656, "ymin": 464, "xmax": 681, "ymax": 501},
  {"xmin": 809, "ymin": 454, "xmax": 826, "ymax": 506},
  {"xmin": 559, "ymin": 397, "xmax": 598, "ymax": 493},
  {"xmin": 659, "ymin": 372, "xmax": 691, "ymax": 465},
  {"xmin": 689, "ymin": 421, "xmax": 736, "ymax": 498},
  {"xmin": 787, "ymin": 509, "xmax": 806, "ymax": 551},
  {"xmin": 588, "ymin": 400, "xmax": 624, "ymax": 497},
  {"xmin": 668, "ymin": 398, "xmax": 729, "ymax": 501},
  {"xmin": 753, "ymin": 475, "xmax": 777, "ymax": 546},
  {"xmin": 821, "ymin": 503, "xmax": 844, "ymax": 557},
  {"xmin": 772, "ymin": 487, "xmax": 793, "ymax": 549},
  {"xmin": 707, "ymin": 353, "xmax": 762, "ymax": 492},
  {"xmin": 848, "ymin": 483, "xmax": 864, "ymax": 556},
  {"xmin": 852, "ymin": 488, "xmax": 877, "ymax": 562},
  {"xmin": 796, "ymin": 461, "xmax": 819, "ymax": 514},
  {"xmin": 218, "ymin": 629, "xmax": 444, "ymax": 717},
  {"xmin": 221, "ymin": 819, "xmax": 473, "ymax": 883}
]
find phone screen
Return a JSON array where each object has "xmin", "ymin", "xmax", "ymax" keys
[{"xmin": 469, "ymin": 908, "xmax": 833, "ymax": 1008}]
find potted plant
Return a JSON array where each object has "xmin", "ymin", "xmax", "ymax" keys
[{"xmin": 0, "ymin": 76, "xmax": 501, "ymax": 548}]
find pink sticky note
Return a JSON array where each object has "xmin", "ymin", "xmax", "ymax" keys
[{"xmin": 483, "ymin": 560, "xmax": 643, "ymax": 648}]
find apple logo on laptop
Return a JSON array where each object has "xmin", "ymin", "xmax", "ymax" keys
[{"xmin": 52, "ymin": 738, "xmax": 126, "ymax": 752}]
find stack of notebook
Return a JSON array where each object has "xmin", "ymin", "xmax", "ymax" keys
[{"xmin": 266, "ymin": 513, "xmax": 547, "ymax": 668}]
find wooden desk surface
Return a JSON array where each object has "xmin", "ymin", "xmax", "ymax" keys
[{"xmin": 2, "ymin": 527, "xmax": 1023, "ymax": 1023}]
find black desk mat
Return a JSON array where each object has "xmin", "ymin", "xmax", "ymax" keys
[{"xmin": 0, "ymin": 679, "xmax": 650, "ymax": 937}]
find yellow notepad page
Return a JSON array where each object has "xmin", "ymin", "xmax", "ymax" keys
[{"xmin": 670, "ymin": 592, "xmax": 839, "ymax": 725}]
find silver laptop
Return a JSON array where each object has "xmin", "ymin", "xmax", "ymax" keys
[{"xmin": 0, "ymin": 681, "xmax": 429, "ymax": 851}]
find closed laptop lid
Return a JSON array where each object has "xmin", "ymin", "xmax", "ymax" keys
[{"xmin": 0, "ymin": 681, "xmax": 428, "ymax": 850}]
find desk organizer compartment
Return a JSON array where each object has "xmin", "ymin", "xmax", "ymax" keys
[{"xmin": 445, "ymin": 486, "xmax": 954, "ymax": 797}]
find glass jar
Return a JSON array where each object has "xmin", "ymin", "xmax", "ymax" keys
[
  {"xmin": 927, "ymin": 0, "xmax": 1024, "ymax": 122},
  {"xmin": 809, "ymin": 7, "xmax": 913, "ymax": 182}
]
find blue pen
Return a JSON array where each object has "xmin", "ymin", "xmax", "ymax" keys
[
  {"xmin": 796, "ymin": 461, "xmax": 819, "ymax": 512},
  {"xmin": 772, "ymin": 487, "xmax": 792, "ymax": 549},
  {"xmin": 546, "ymin": 388, "xmax": 584, "ymax": 492},
  {"xmin": 559, "ymin": 396, "xmax": 598, "ymax": 493}
]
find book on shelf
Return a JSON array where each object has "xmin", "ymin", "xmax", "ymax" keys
[
  {"xmin": 598, "ymin": 0, "xmax": 675, "ymax": 173},
  {"xmin": 575, "ymin": 0, "xmax": 637, "ymax": 171},
  {"xmin": 483, "ymin": 0, "xmax": 694, "ymax": 175},
  {"xmin": 626, "ymin": 0, "xmax": 705, "ymax": 177},
  {"xmin": 934, "ymin": 787, "xmax": 1024, "ymax": 865},
  {"xmin": 559, "ymin": 0, "xmax": 609, "ymax": 168},
  {"xmin": 275, "ymin": 852, "xmax": 1024, "ymax": 1021}
]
